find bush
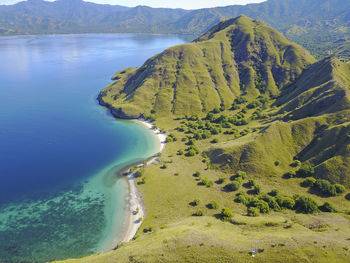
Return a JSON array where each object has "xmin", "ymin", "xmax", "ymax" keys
[
  {"xmin": 301, "ymin": 177, "xmax": 316, "ymax": 187},
  {"xmin": 247, "ymin": 179, "xmax": 256, "ymax": 188},
  {"xmin": 334, "ymin": 184, "xmax": 346, "ymax": 195},
  {"xmin": 177, "ymin": 149, "xmax": 184, "ymax": 155},
  {"xmin": 274, "ymin": 161, "xmax": 280, "ymax": 166},
  {"xmin": 225, "ymin": 181, "xmax": 241, "ymax": 191},
  {"xmin": 186, "ymin": 148, "xmax": 197, "ymax": 156},
  {"xmin": 248, "ymin": 199, "xmax": 270, "ymax": 214},
  {"xmin": 290, "ymin": 160, "xmax": 301, "ymax": 167},
  {"xmin": 193, "ymin": 171, "xmax": 201, "ymax": 177},
  {"xmin": 201, "ymin": 177, "xmax": 214, "ymax": 187},
  {"xmin": 208, "ymin": 201, "xmax": 219, "ymax": 209},
  {"xmin": 193, "ymin": 210, "xmax": 203, "ymax": 216},
  {"xmin": 254, "ymin": 185, "xmax": 262, "ymax": 195},
  {"xmin": 166, "ymin": 136, "xmax": 173, "ymax": 143},
  {"xmin": 211, "ymin": 138, "xmax": 219, "ymax": 143},
  {"xmin": 143, "ymin": 226, "xmax": 155, "ymax": 233},
  {"xmin": 276, "ymin": 196, "xmax": 295, "ymax": 210},
  {"xmin": 294, "ymin": 196, "xmax": 319, "ymax": 214},
  {"xmin": 216, "ymin": 177, "xmax": 225, "ymax": 184},
  {"xmin": 268, "ymin": 189, "xmax": 279, "ymax": 197},
  {"xmin": 319, "ymin": 202, "xmax": 337, "ymax": 213},
  {"xmin": 135, "ymin": 168, "xmax": 144, "ymax": 178},
  {"xmin": 220, "ymin": 208, "xmax": 233, "ymax": 221},
  {"xmin": 247, "ymin": 207, "xmax": 260, "ymax": 217},
  {"xmin": 314, "ymin": 179, "xmax": 337, "ymax": 196},
  {"xmin": 192, "ymin": 199, "xmax": 201, "ymax": 206},
  {"xmin": 261, "ymin": 195, "xmax": 281, "ymax": 211},
  {"xmin": 284, "ymin": 171, "xmax": 296, "ymax": 179},
  {"xmin": 235, "ymin": 192, "xmax": 249, "ymax": 205},
  {"xmin": 161, "ymin": 163, "xmax": 168, "ymax": 169},
  {"xmin": 296, "ymin": 164, "xmax": 314, "ymax": 178},
  {"xmin": 236, "ymin": 171, "xmax": 247, "ymax": 179}
]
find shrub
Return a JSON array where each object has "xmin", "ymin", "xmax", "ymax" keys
[
  {"xmin": 193, "ymin": 210, "xmax": 203, "ymax": 216},
  {"xmin": 216, "ymin": 177, "xmax": 225, "ymax": 184},
  {"xmin": 275, "ymin": 196, "xmax": 295, "ymax": 210},
  {"xmin": 254, "ymin": 185, "xmax": 262, "ymax": 195},
  {"xmin": 290, "ymin": 160, "xmax": 301, "ymax": 167},
  {"xmin": 201, "ymin": 177, "xmax": 214, "ymax": 187},
  {"xmin": 346, "ymin": 193, "xmax": 350, "ymax": 201},
  {"xmin": 161, "ymin": 163, "xmax": 168, "ymax": 169},
  {"xmin": 225, "ymin": 181, "xmax": 241, "ymax": 191},
  {"xmin": 236, "ymin": 171, "xmax": 247, "ymax": 179},
  {"xmin": 177, "ymin": 149, "xmax": 184, "ymax": 155},
  {"xmin": 247, "ymin": 207, "xmax": 260, "ymax": 217},
  {"xmin": 166, "ymin": 136, "xmax": 173, "ymax": 143},
  {"xmin": 334, "ymin": 184, "xmax": 346, "ymax": 195},
  {"xmin": 211, "ymin": 138, "xmax": 219, "ymax": 143},
  {"xmin": 296, "ymin": 164, "xmax": 314, "ymax": 178},
  {"xmin": 314, "ymin": 179, "xmax": 337, "ymax": 196},
  {"xmin": 186, "ymin": 148, "xmax": 197, "ymax": 156},
  {"xmin": 284, "ymin": 171, "xmax": 296, "ymax": 179},
  {"xmin": 193, "ymin": 171, "xmax": 201, "ymax": 177},
  {"xmin": 319, "ymin": 202, "xmax": 337, "ymax": 213},
  {"xmin": 261, "ymin": 195, "xmax": 281, "ymax": 211},
  {"xmin": 294, "ymin": 196, "xmax": 319, "ymax": 214},
  {"xmin": 248, "ymin": 199, "xmax": 270, "ymax": 214},
  {"xmin": 274, "ymin": 161, "xmax": 280, "ymax": 166},
  {"xmin": 235, "ymin": 192, "xmax": 249, "ymax": 205},
  {"xmin": 301, "ymin": 177, "xmax": 316, "ymax": 187},
  {"xmin": 135, "ymin": 168, "xmax": 144, "ymax": 178},
  {"xmin": 208, "ymin": 201, "xmax": 219, "ymax": 209},
  {"xmin": 247, "ymin": 179, "xmax": 256, "ymax": 188},
  {"xmin": 268, "ymin": 189, "xmax": 279, "ymax": 197},
  {"xmin": 192, "ymin": 199, "xmax": 201, "ymax": 206},
  {"xmin": 220, "ymin": 208, "xmax": 233, "ymax": 221},
  {"xmin": 143, "ymin": 226, "xmax": 155, "ymax": 233}
]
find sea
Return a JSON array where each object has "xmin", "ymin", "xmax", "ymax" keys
[{"xmin": 0, "ymin": 33, "xmax": 187, "ymax": 262}]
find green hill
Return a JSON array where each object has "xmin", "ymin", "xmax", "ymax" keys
[
  {"xmin": 99, "ymin": 15, "xmax": 315, "ymax": 118},
  {"xmin": 61, "ymin": 16, "xmax": 350, "ymax": 263}
]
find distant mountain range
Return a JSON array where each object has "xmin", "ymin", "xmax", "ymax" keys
[{"xmin": 0, "ymin": 0, "xmax": 349, "ymax": 61}]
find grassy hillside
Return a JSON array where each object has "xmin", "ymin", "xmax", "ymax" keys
[
  {"xmin": 99, "ymin": 15, "xmax": 315, "ymax": 118},
  {"xmin": 60, "ymin": 17, "xmax": 350, "ymax": 263}
]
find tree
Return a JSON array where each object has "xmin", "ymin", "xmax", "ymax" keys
[
  {"xmin": 247, "ymin": 207, "xmax": 260, "ymax": 217},
  {"xmin": 334, "ymin": 184, "xmax": 346, "ymax": 195},
  {"xmin": 225, "ymin": 181, "xmax": 241, "ymax": 191},
  {"xmin": 294, "ymin": 196, "xmax": 319, "ymax": 214},
  {"xmin": 236, "ymin": 171, "xmax": 247, "ymax": 179},
  {"xmin": 220, "ymin": 208, "xmax": 233, "ymax": 221},
  {"xmin": 208, "ymin": 200, "xmax": 219, "ymax": 209},
  {"xmin": 301, "ymin": 177, "xmax": 316, "ymax": 187},
  {"xmin": 314, "ymin": 179, "xmax": 337, "ymax": 196},
  {"xmin": 319, "ymin": 202, "xmax": 337, "ymax": 213}
]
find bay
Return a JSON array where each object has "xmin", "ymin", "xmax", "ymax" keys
[{"xmin": 0, "ymin": 33, "xmax": 187, "ymax": 262}]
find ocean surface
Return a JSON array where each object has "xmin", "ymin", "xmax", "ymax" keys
[{"xmin": 0, "ymin": 33, "xmax": 187, "ymax": 262}]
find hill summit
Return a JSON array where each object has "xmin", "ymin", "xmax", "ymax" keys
[{"xmin": 99, "ymin": 15, "xmax": 315, "ymax": 118}]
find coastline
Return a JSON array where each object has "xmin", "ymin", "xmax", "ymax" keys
[{"xmin": 117, "ymin": 119, "xmax": 166, "ymax": 244}]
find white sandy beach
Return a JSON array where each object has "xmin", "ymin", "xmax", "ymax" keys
[{"xmin": 120, "ymin": 119, "xmax": 166, "ymax": 243}]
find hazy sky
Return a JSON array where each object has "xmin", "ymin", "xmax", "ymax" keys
[{"xmin": 1, "ymin": 0, "xmax": 266, "ymax": 9}]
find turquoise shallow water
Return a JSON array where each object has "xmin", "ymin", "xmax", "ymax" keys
[{"xmin": 0, "ymin": 33, "xmax": 187, "ymax": 262}]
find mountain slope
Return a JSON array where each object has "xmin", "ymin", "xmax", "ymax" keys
[
  {"xmin": 1, "ymin": 0, "xmax": 349, "ymax": 60},
  {"xmin": 207, "ymin": 57, "xmax": 350, "ymax": 186},
  {"xmin": 99, "ymin": 16, "xmax": 315, "ymax": 118}
]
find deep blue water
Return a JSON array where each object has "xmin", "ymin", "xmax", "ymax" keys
[{"xmin": 0, "ymin": 33, "xmax": 187, "ymax": 262}]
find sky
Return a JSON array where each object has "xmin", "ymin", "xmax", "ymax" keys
[{"xmin": 0, "ymin": 0, "xmax": 266, "ymax": 9}]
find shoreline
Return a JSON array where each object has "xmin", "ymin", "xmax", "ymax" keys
[{"xmin": 116, "ymin": 119, "xmax": 166, "ymax": 244}]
